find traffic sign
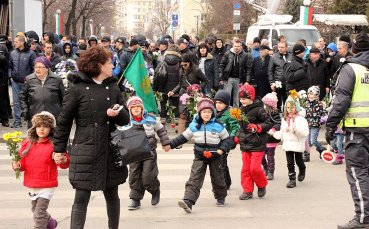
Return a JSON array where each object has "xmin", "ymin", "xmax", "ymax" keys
[
  {"xmin": 233, "ymin": 23, "xmax": 240, "ymax": 31},
  {"xmin": 233, "ymin": 2, "xmax": 241, "ymax": 10},
  {"xmin": 172, "ymin": 20, "xmax": 178, "ymax": 27},
  {"xmin": 172, "ymin": 14, "xmax": 178, "ymax": 21},
  {"xmin": 233, "ymin": 10, "xmax": 240, "ymax": 15}
]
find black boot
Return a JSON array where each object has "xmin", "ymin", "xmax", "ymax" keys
[
  {"xmin": 298, "ymin": 167, "xmax": 306, "ymax": 182},
  {"xmin": 303, "ymin": 151, "xmax": 310, "ymax": 162},
  {"xmin": 151, "ymin": 190, "xmax": 160, "ymax": 206},
  {"xmin": 1, "ymin": 120, "xmax": 9, "ymax": 127},
  {"xmin": 106, "ymin": 201, "xmax": 120, "ymax": 229},
  {"xmin": 70, "ymin": 204, "xmax": 87, "ymax": 229},
  {"xmin": 286, "ymin": 173, "xmax": 296, "ymax": 188},
  {"xmin": 128, "ymin": 199, "xmax": 141, "ymax": 210},
  {"xmin": 318, "ymin": 147, "xmax": 327, "ymax": 160},
  {"xmin": 178, "ymin": 199, "xmax": 193, "ymax": 213}
]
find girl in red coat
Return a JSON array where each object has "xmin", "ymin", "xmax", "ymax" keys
[{"xmin": 12, "ymin": 111, "xmax": 70, "ymax": 229}]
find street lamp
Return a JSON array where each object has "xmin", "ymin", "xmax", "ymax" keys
[
  {"xmin": 89, "ymin": 19, "xmax": 94, "ymax": 36},
  {"xmin": 194, "ymin": 15, "xmax": 199, "ymax": 37}
]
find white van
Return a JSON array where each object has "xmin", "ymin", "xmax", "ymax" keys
[{"xmin": 246, "ymin": 15, "xmax": 321, "ymax": 48}]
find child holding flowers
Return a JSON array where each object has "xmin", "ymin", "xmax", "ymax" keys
[
  {"xmin": 170, "ymin": 98, "xmax": 233, "ymax": 213},
  {"xmin": 214, "ymin": 90, "xmax": 240, "ymax": 189},
  {"xmin": 237, "ymin": 84, "xmax": 272, "ymax": 200},
  {"xmin": 12, "ymin": 111, "xmax": 69, "ymax": 229}
]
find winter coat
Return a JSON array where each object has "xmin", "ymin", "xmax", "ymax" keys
[
  {"xmin": 251, "ymin": 47, "xmax": 260, "ymax": 59},
  {"xmin": 327, "ymin": 50, "xmax": 369, "ymax": 134},
  {"xmin": 53, "ymin": 72, "xmax": 130, "ymax": 191},
  {"xmin": 0, "ymin": 44, "xmax": 9, "ymax": 86},
  {"xmin": 268, "ymin": 52, "xmax": 291, "ymax": 84},
  {"xmin": 18, "ymin": 138, "xmax": 70, "ymax": 188},
  {"xmin": 285, "ymin": 55, "xmax": 309, "ymax": 92},
  {"xmin": 215, "ymin": 107, "xmax": 239, "ymax": 137},
  {"xmin": 219, "ymin": 48, "xmax": 253, "ymax": 83},
  {"xmin": 119, "ymin": 48, "xmax": 135, "ymax": 73},
  {"xmin": 331, "ymin": 52, "xmax": 353, "ymax": 78},
  {"xmin": 170, "ymin": 116, "xmax": 233, "ymax": 161},
  {"xmin": 267, "ymin": 111, "xmax": 281, "ymax": 143},
  {"xmin": 172, "ymin": 65, "xmax": 208, "ymax": 95},
  {"xmin": 20, "ymin": 71, "xmax": 64, "ymax": 120},
  {"xmin": 304, "ymin": 99, "xmax": 327, "ymax": 128},
  {"xmin": 306, "ymin": 58, "xmax": 330, "ymax": 100},
  {"xmin": 250, "ymin": 55, "xmax": 272, "ymax": 98},
  {"xmin": 9, "ymin": 46, "xmax": 36, "ymax": 83},
  {"xmin": 122, "ymin": 112, "xmax": 170, "ymax": 151},
  {"xmin": 237, "ymin": 99, "xmax": 272, "ymax": 152},
  {"xmin": 60, "ymin": 42, "xmax": 78, "ymax": 61},
  {"xmin": 211, "ymin": 46, "xmax": 227, "ymax": 66},
  {"xmin": 198, "ymin": 53, "xmax": 219, "ymax": 91},
  {"xmin": 274, "ymin": 115, "xmax": 309, "ymax": 153},
  {"xmin": 330, "ymin": 52, "xmax": 353, "ymax": 93},
  {"xmin": 153, "ymin": 51, "xmax": 181, "ymax": 94},
  {"xmin": 180, "ymin": 48, "xmax": 198, "ymax": 63}
]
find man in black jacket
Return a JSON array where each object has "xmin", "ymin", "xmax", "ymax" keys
[
  {"xmin": 219, "ymin": 40, "xmax": 253, "ymax": 107},
  {"xmin": 249, "ymin": 45, "xmax": 271, "ymax": 98},
  {"xmin": 285, "ymin": 44, "xmax": 309, "ymax": 93},
  {"xmin": 326, "ymin": 32, "xmax": 369, "ymax": 229},
  {"xmin": 268, "ymin": 41, "xmax": 291, "ymax": 111}
]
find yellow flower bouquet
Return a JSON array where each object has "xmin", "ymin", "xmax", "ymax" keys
[{"xmin": 3, "ymin": 131, "xmax": 23, "ymax": 179}]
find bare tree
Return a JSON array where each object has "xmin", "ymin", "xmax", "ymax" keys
[
  {"xmin": 42, "ymin": 0, "xmax": 57, "ymax": 30},
  {"xmin": 64, "ymin": 0, "xmax": 78, "ymax": 35},
  {"xmin": 151, "ymin": 0, "xmax": 172, "ymax": 36}
]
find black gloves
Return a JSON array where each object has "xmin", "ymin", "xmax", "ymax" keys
[{"xmin": 325, "ymin": 125, "xmax": 336, "ymax": 144}]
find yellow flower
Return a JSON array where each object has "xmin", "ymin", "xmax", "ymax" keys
[
  {"xmin": 289, "ymin": 89, "xmax": 299, "ymax": 99},
  {"xmin": 230, "ymin": 108, "xmax": 242, "ymax": 121},
  {"xmin": 3, "ymin": 133, "xmax": 10, "ymax": 141}
]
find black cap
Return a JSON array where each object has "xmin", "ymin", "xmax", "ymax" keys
[
  {"xmin": 260, "ymin": 45, "xmax": 271, "ymax": 50},
  {"xmin": 101, "ymin": 36, "xmax": 111, "ymax": 42},
  {"xmin": 159, "ymin": 39, "xmax": 169, "ymax": 46},
  {"xmin": 253, "ymin": 37, "xmax": 261, "ymax": 43},
  {"xmin": 181, "ymin": 34, "xmax": 191, "ymax": 42},
  {"xmin": 129, "ymin": 38, "xmax": 139, "ymax": 46},
  {"xmin": 292, "ymin": 44, "xmax": 306, "ymax": 55},
  {"xmin": 309, "ymin": 47, "xmax": 320, "ymax": 53},
  {"xmin": 352, "ymin": 32, "xmax": 369, "ymax": 53},
  {"xmin": 177, "ymin": 38, "xmax": 189, "ymax": 44},
  {"xmin": 139, "ymin": 40, "xmax": 149, "ymax": 48},
  {"xmin": 115, "ymin": 37, "xmax": 126, "ymax": 44}
]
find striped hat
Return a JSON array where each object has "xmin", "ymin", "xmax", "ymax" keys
[{"xmin": 127, "ymin": 96, "xmax": 144, "ymax": 109}]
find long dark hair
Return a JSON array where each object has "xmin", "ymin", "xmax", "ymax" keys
[{"xmin": 197, "ymin": 42, "xmax": 208, "ymax": 58}]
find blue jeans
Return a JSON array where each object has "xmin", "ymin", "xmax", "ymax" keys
[
  {"xmin": 331, "ymin": 133, "xmax": 345, "ymax": 155},
  {"xmin": 224, "ymin": 77, "xmax": 240, "ymax": 108},
  {"xmin": 309, "ymin": 127, "xmax": 324, "ymax": 152},
  {"xmin": 11, "ymin": 80, "xmax": 23, "ymax": 123}
]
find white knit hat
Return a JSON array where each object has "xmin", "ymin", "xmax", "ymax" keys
[{"xmin": 308, "ymin": 86, "xmax": 320, "ymax": 96}]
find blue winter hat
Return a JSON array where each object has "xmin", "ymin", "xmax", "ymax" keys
[{"xmin": 327, "ymin": 43, "xmax": 337, "ymax": 53}]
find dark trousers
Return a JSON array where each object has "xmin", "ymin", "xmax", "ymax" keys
[
  {"xmin": 345, "ymin": 132, "xmax": 369, "ymax": 224},
  {"xmin": 31, "ymin": 197, "xmax": 50, "ymax": 229},
  {"xmin": 72, "ymin": 186, "xmax": 120, "ymax": 229},
  {"xmin": 184, "ymin": 157, "xmax": 227, "ymax": 203},
  {"xmin": 129, "ymin": 155, "xmax": 160, "ymax": 200},
  {"xmin": 265, "ymin": 147, "xmax": 276, "ymax": 174},
  {"xmin": 276, "ymin": 86, "xmax": 287, "ymax": 112},
  {"xmin": 0, "ymin": 83, "xmax": 10, "ymax": 121},
  {"xmin": 221, "ymin": 153, "xmax": 232, "ymax": 188},
  {"xmin": 159, "ymin": 95, "xmax": 179, "ymax": 119},
  {"xmin": 286, "ymin": 151, "xmax": 306, "ymax": 176}
]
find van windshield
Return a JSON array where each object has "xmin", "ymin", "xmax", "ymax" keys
[{"xmin": 280, "ymin": 29, "xmax": 320, "ymax": 46}]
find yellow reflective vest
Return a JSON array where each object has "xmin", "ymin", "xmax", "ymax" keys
[{"xmin": 341, "ymin": 63, "xmax": 369, "ymax": 127}]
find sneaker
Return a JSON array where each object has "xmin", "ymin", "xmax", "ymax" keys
[
  {"xmin": 286, "ymin": 180, "xmax": 296, "ymax": 188},
  {"xmin": 178, "ymin": 199, "xmax": 192, "ymax": 213},
  {"xmin": 46, "ymin": 217, "xmax": 58, "ymax": 229},
  {"xmin": 239, "ymin": 192, "xmax": 253, "ymax": 200},
  {"xmin": 257, "ymin": 187, "xmax": 266, "ymax": 198},
  {"xmin": 332, "ymin": 159, "xmax": 343, "ymax": 165},
  {"xmin": 337, "ymin": 218, "xmax": 369, "ymax": 229},
  {"xmin": 128, "ymin": 199, "xmax": 141, "ymax": 210},
  {"xmin": 216, "ymin": 199, "xmax": 225, "ymax": 207},
  {"xmin": 151, "ymin": 190, "xmax": 160, "ymax": 206},
  {"xmin": 267, "ymin": 173, "xmax": 274, "ymax": 180},
  {"xmin": 10, "ymin": 122, "xmax": 21, "ymax": 128}
]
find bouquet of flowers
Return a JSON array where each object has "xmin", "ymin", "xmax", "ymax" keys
[
  {"xmin": 322, "ymin": 94, "xmax": 332, "ymax": 110},
  {"xmin": 3, "ymin": 131, "xmax": 23, "ymax": 179},
  {"xmin": 298, "ymin": 90, "xmax": 307, "ymax": 107},
  {"xmin": 289, "ymin": 89, "xmax": 302, "ymax": 111},
  {"xmin": 229, "ymin": 108, "xmax": 249, "ymax": 123},
  {"xmin": 179, "ymin": 84, "xmax": 203, "ymax": 119},
  {"xmin": 166, "ymin": 100, "xmax": 176, "ymax": 128},
  {"xmin": 54, "ymin": 59, "xmax": 78, "ymax": 90}
]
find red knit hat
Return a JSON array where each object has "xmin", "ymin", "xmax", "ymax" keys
[
  {"xmin": 126, "ymin": 96, "xmax": 144, "ymax": 109},
  {"xmin": 239, "ymin": 83, "xmax": 255, "ymax": 100},
  {"xmin": 196, "ymin": 98, "xmax": 214, "ymax": 113}
]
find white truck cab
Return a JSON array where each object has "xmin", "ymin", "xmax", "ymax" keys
[{"xmin": 246, "ymin": 15, "xmax": 321, "ymax": 48}]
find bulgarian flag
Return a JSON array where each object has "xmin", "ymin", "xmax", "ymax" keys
[
  {"xmin": 300, "ymin": 6, "xmax": 313, "ymax": 25},
  {"xmin": 122, "ymin": 48, "xmax": 158, "ymax": 113}
]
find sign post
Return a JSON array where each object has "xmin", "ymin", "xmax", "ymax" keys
[{"xmin": 232, "ymin": 1, "xmax": 241, "ymax": 36}]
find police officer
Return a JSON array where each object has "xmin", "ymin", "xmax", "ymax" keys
[{"xmin": 326, "ymin": 32, "xmax": 369, "ymax": 229}]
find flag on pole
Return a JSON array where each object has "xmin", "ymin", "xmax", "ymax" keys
[{"xmin": 122, "ymin": 48, "xmax": 158, "ymax": 113}]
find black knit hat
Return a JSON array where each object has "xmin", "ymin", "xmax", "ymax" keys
[
  {"xmin": 352, "ymin": 32, "xmax": 369, "ymax": 54},
  {"xmin": 339, "ymin": 35, "xmax": 351, "ymax": 44},
  {"xmin": 129, "ymin": 38, "xmax": 139, "ymax": 46},
  {"xmin": 214, "ymin": 90, "xmax": 231, "ymax": 106},
  {"xmin": 253, "ymin": 37, "xmax": 261, "ymax": 43},
  {"xmin": 292, "ymin": 44, "xmax": 306, "ymax": 55}
]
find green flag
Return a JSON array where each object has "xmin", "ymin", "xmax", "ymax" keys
[{"xmin": 123, "ymin": 48, "xmax": 158, "ymax": 113}]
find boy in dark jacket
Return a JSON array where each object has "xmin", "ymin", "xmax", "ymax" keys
[
  {"xmin": 122, "ymin": 96, "xmax": 171, "ymax": 210},
  {"xmin": 214, "ymin": 90, "xmax": 239, "ymax": 189},
  {"xmin": 237, "ymin": 84, "xmax": 272, "ymax": 200},
  {"xmin": 170, "ymin": 98, "xmax": 233, "ymax": 213}
]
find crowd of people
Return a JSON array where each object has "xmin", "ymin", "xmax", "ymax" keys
[{"xmin": 1, "ymin": 29, "xmax": 369, "ymax": 229}]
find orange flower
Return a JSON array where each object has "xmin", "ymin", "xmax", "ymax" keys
[
  {"xmin": 289, "ymin": 89, "xmax": 299, "ymax": 99},
  {"xmin": 203, "ymin": 151, "xmax": 212, "ymax": 159},
  {"xmin": 230, "ymin": 108, "xmax": 242, "ymax": 121}
]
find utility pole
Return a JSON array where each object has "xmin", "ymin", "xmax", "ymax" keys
[
  {"xmin": 195, "ymin": 15, "xmax": 199, "ymax": 37},
  {"xmin": 9, "ymin": 0, "xmax": 14, "ymax": 40}
]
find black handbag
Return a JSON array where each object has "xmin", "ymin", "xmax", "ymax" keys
[{"xmin": 110, "ymin": 124, "xmax": 153, "ymax": 168}]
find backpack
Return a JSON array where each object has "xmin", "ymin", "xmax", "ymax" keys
[
  {"xmin": 153, "ymin": 61, "xmax": 168, "ymax": 90},
  {"xmin": 283, "ymin": 60, "xmax": 292, "ymax": 83}
]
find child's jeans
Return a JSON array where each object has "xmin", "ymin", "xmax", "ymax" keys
[
  {"xmin": 331, "ymin": 133, "xmax": 345, "ymax": 155},
  {"xmin": 31, "ymin": 197, "xmax": 50, "ymax": 228},
  {"xmin": 309, "ymin": 127, "xmax": 324, "ymax": 152}
]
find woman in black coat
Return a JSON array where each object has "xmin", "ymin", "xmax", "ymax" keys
[
  {"xmin": 53, "ymin": 46, "xmax": 130, "ymax": 229},
  {"xmin": 197, "ymin": 42, "xmax": 219, "ymax": 94}
]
